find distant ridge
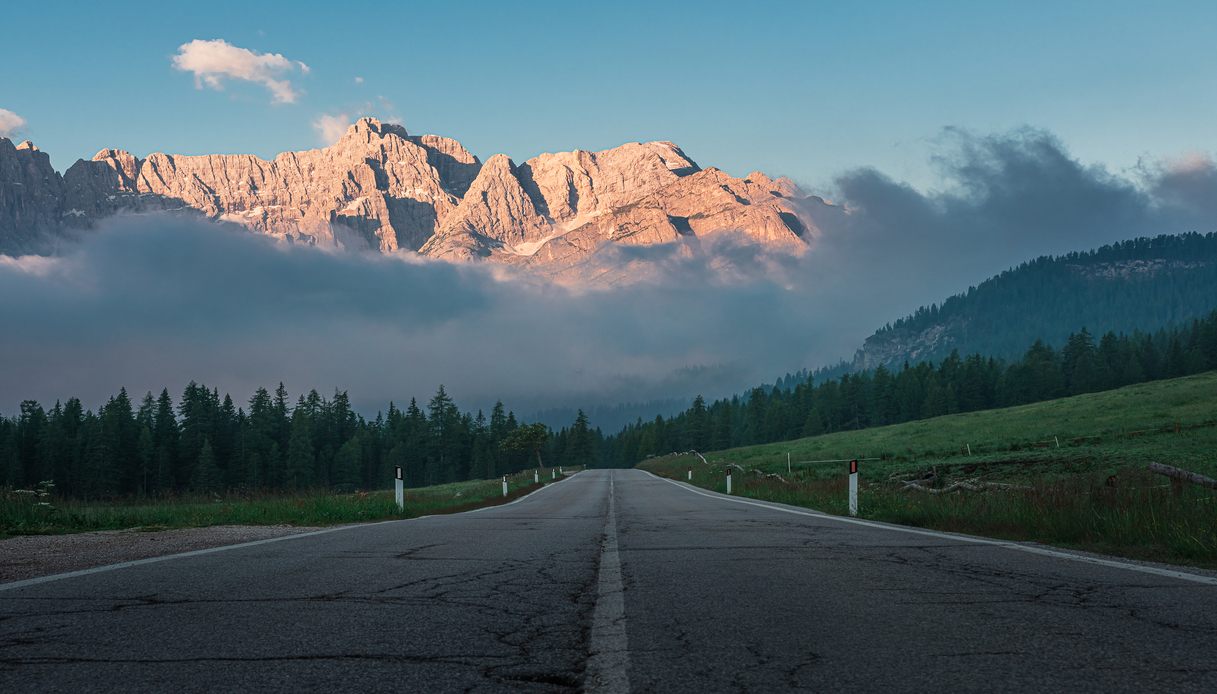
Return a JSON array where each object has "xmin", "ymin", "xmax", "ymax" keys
[{"xmin": 849, "ymin": 233, "xmax": 1217, "ymax": 370}]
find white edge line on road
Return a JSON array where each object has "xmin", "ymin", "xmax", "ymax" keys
[
  {"xmin": 641, "ymin": 470, "xmax": 1217, "ymax": 587},
  {"xmin": 0, "ymin": 473, "xmax": 580, "ymax": 594}
]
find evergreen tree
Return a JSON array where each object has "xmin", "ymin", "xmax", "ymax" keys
[
  {"xmin": 333, "ymin": 436, "xmax": 363, "ymax": 489},
  {"xmin": 686, "ymin": 396, "xmax": 709, "ymax": 450},
  {"xmin": 285, "ymin": 407, "xmax": 314, "ymax": 489},
  {"xmin": 152, "ymin": 389, "xmax": 179, "ymax": 493},
  {"xmin": 191, "ymin": 438, "xmax": 222, "ymax": 493},
  {"xmin": 427, "ymin": 385, "xmax": 461, "ymax": 484},
  {"xmin": 566, "ymin": 410, "xmax": 596, "ymax": 467}
]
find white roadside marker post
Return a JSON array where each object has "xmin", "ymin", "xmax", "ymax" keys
[
  {"xmin": 1055, "ymin": 436, "xmax": 1060, "ymax": 448},
  {"xmin": 502, "ymin": 475, "xmax": 508, "ymax": 498},
  {"xmin": 688, "ymin": 469, "xmax": 693, "ymax": 481},
  {"xmin": 534, "ymin": 469, "xmax": 540, "ymax": 484},
  {"xmin": 848, "ymin": 459, "xmax": 859, "ymax": 517},
  {"xmin": 552, "ymin": 468, "xmax": 556, "ymax": 480},
  {"xmin": 726, "ymin": 468, "xmax": 733, "ymax": 495},
  {"xmin": 966, "ymin": 443, "xmax": 972, "ymax": 456},
  {"xmin": 787, "ymin": 452, "xmax": 792, "ymax": 476},
  {"xmin": 394, "ymin": 466, "xmax": 404, "ymax": 511}
]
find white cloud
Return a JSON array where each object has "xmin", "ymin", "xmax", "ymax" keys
[
  {"xmin": 354, "ymin": 76, "xmax": 364, "ymax": 85},
  {"xmin": 312, "ymin": 113, "xmax": 351, "ymax": 144},
  {"xmin": 0, "ymin": 108, "xmax": 26, "ymax": 137},
  {"xmin": 172, "ymin": 38, "xmax": 309, "ymax": 104}
]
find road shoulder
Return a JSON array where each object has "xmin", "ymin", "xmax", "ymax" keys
[
  {"xmin": 0, "ymin": 525, "xmax": 319, "ymax": 583},
  {"xmin": 640, "ymin": 470, "xmax": 1217, "ymax": 585}
]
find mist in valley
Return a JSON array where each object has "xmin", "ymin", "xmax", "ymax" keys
[{"xmin": 3, "ymin": 127, "xmax": 1216, "ymax": 426}]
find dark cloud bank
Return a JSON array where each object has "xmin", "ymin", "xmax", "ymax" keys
[{"xmin": 3, "ymin": 128, "xmax": 1216, "ymax": 422}]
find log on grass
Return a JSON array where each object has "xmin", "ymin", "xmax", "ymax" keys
[{"xmin": 1147, "ymin": 462, "xmax": 1217, "ymax": 490}]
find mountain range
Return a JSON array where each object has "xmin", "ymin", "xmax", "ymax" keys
[{"xmin": 0, "ymin": 118, "xmax": 820, "ymax": 278}]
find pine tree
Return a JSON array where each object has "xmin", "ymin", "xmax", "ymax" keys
[
  {"xmin": 0, "ymin": 424, "xmax": 19, "ymax": 488},
  {"xmin": 273, "ymin": 382, "xmax": 291, "ymax": 460},
  {"xmin": 686, "ymin": 396, "xmax": 709, "ymax": 450},
  {"xmin": 1063, "ymin": 329, "xmax": 1102, "ymax": 394},
  {"xmin": 567, "ymin": 410, "xmax": 596, "ymax": 467},
  {"xmin": 152, "ymin": 389, "xmax": 178, "ymax": 493},
  {"xmin": 100, "ymin": 389, "xmax": 138, "ymax": 495},
  {"xmin": 427, "ymin": 385, "xmax": 460, "ymax": 483},
  {"xmin": 137, "ymin": 425, "xmax": 154, "ymax": 497},
  {"xmin": 79, "ymin": 413, "xmax": 111, "ymax": 499},
  {"xmin": 191, "ymin": 438, "xmax": 222, "ymax": 494},
  {"xmin": 402, "ymin": 398, "xmax": 428, "ymax": 483},
  {"xmin": 333, "ymin": 436, "xmax": 363, "ymax": 489},
  {"xmin": 802, "ymin": 405, "xmax": 826, "ymax": 437},
  {"xmin": 285, "ymin": 407, "xmax": 314, "ymax": 489}
]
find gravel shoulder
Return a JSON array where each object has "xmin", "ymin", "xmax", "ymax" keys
[{"xmin": 0, "ymin": 525, "xmax": 320, "ymax": 583}]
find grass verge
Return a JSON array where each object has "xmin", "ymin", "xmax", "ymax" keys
[{"xmin": 0, "ymin": 468, "xmax": 580, "ymax": 537}]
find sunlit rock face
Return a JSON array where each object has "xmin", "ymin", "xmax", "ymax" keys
[{"xmin": 0, "ymin": 117, "xmax": 823, "ymax": 277}]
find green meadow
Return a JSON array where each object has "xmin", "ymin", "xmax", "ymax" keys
[{"xmin": 641, "ymin": 372, "xmax": 1217, "ymax": 567}]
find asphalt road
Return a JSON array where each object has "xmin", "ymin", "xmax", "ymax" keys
[{"xmin": 2, "ymin": 469, "xmax": 1216, "ymax": 692}]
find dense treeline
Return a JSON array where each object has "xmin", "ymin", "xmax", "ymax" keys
[
  {"xmin": 599, "ymin": 310, "xmax": 1217, "ymax": 466},
  {"xmin": 7, "ymin": 311, "xmax": 1217, "ymax": 497},
  {"xmin": 860, "ymin": 233, "xmax": 1217, "ymax": 368},
  {"xmin": 0, "ymin": 384, "xmax": 601, "ymax": 498}
]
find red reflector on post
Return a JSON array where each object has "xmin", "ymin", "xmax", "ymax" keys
[{"xmin": 849, "ymin": 459, "xmax": 858, "ymax": 475}]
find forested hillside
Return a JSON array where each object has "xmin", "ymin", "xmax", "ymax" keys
[
  {"xmin": 853, "ymin": 233, "xmax": 1217, "ymax": 369},
  {"xmin": 601, "ymin": 310, "xmax": 1217, "ymax": 466},
  {"xmin": 0, "ymin": 384, "xmax": 600, "ymax": 498}
]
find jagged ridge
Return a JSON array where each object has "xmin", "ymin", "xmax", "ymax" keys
[{"xmin": 0, "ymin": 117, "xmax": 820, "ymax": 274}]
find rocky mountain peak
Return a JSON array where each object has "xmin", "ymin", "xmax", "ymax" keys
[
  {"xmin": 0, "ymin": 119, "xmax": 818, "ymax": 282},
  {"xmin": 346, "ymin": 116, "xmax": 409, "ymax": 142},
  {"xmin": 92, "ymin": 148, "xmax": 136, "ymax": 162}
]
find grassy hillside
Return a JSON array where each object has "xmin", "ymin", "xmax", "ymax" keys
[
  {"xmin": 672, "ymin": 370, "xmax": 1217, "ymax": 479},
  {"xmin": 640, "ymin": 371, "xmax": 1217, "ymax": 567}
]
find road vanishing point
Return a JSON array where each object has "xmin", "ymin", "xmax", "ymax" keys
[{"xmin": 2, "ymin": 470, "xmax": 1216, "ymax": 692}]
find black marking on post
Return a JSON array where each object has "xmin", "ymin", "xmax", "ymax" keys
[{"xmin": 395, "ymin": 466, "xmax": 403, "ymax": 480}]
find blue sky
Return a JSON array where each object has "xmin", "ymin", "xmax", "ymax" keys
[{"xmin": 3, "ymin": 0, "xmax": 1216, "ymax": 191}]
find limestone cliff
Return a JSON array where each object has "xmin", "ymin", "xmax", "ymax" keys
[{"xmin": 0, "ymin": 117, "xmax": 819, "ymax": 276}]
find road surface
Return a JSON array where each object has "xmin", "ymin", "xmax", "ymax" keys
[{"xmin": 2, "ymin": 469, "xmax": 1216, "ymax": 692}]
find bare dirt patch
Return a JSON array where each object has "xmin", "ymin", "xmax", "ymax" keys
[{"xmin": 0, "ymin": 525, "xmax": 320, "ymax": 583}]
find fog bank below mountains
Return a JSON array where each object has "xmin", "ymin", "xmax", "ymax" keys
[{"xmin": 3, "ymin": 127, "xmax": 1216, "ymax": 423}]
